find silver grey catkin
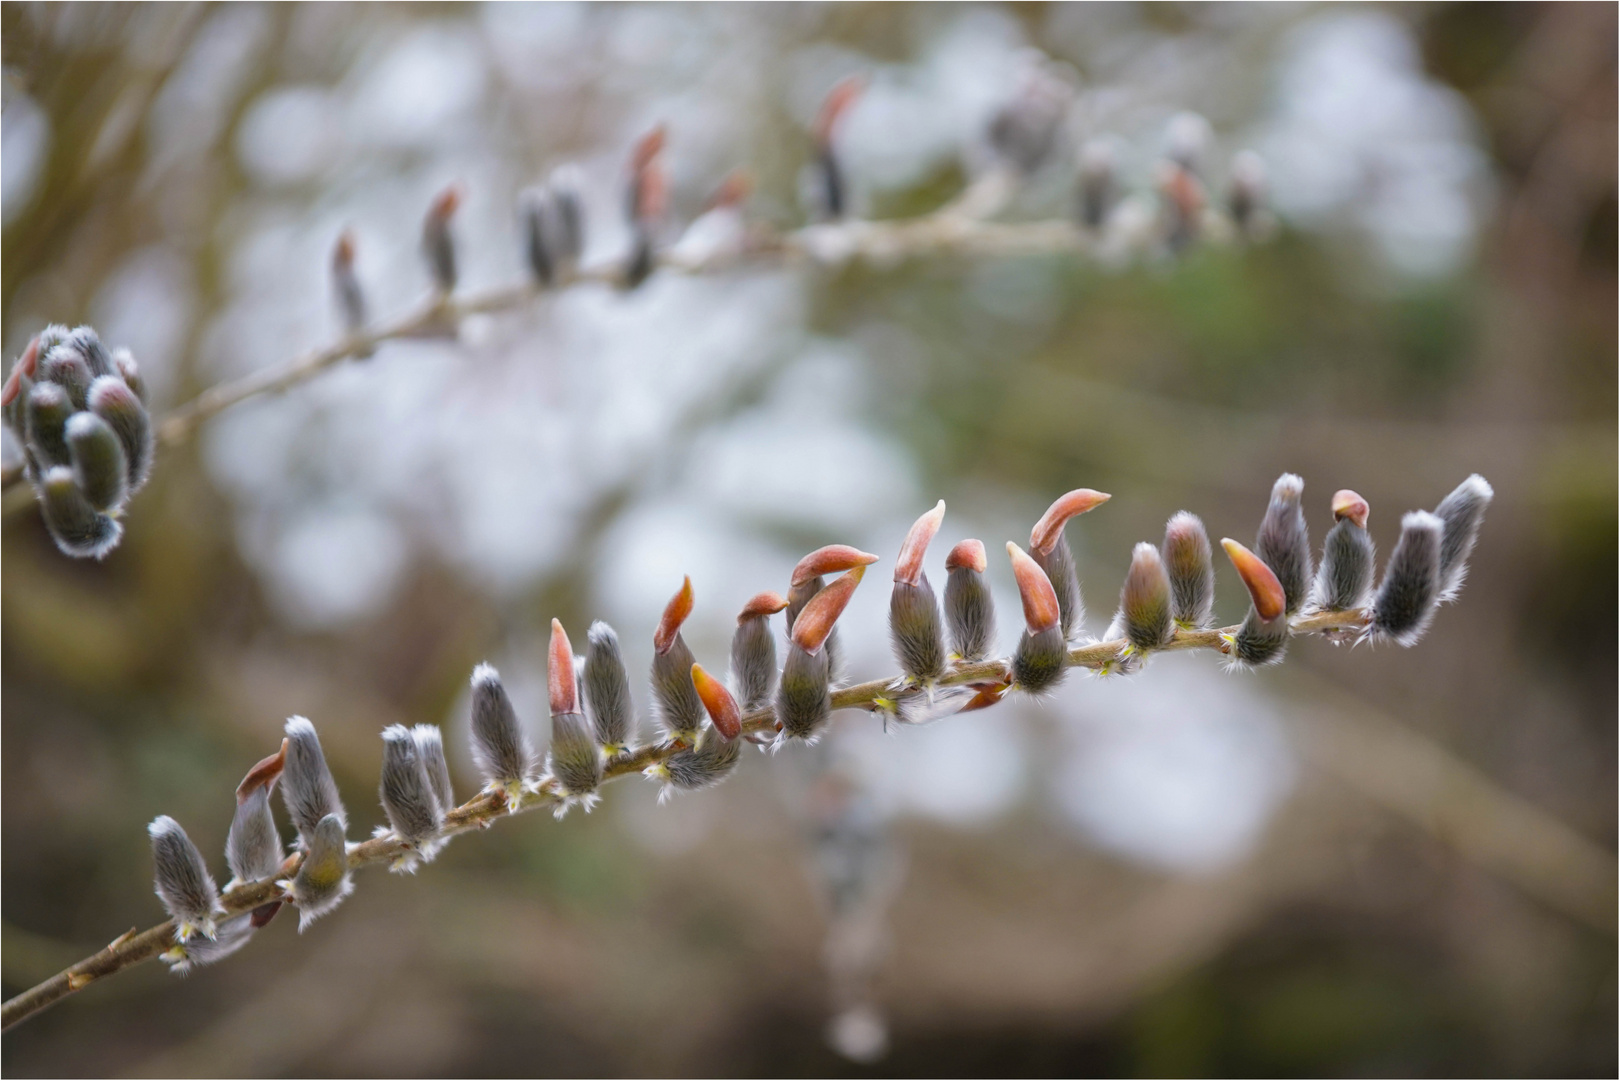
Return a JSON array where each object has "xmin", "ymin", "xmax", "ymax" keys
[
  {"xmin": 149, "ymin": 816, "xmax": 222, "ymax": 943},
  {"xmin": 1432, "ymin": 474, "xmax": 1493, "ymax": 603},
  {"xmin": 651, "ymin": 638, "xmax": 705, "ymax": 745},
  {"xmin": 889, "ymin": 575, "xmax": 946, "ymax": 684},
  {"xmin": 88, "ymin": 375, "xmax": 153, "ymax": 493},
  {"xmin": 1117, "ymin": 542, "xmax": 1173, "ymax": 652},
  {"xmin": 1163, "ymin": 512, "xmax": 1215, "ymax": 629},
  {"xmin": 1012, "ymin": 626, "xmax": 1068, "ymax": 694},
  {"xmin": 282, "ymin": 716, "xmax": 347, "ymax": 840},
  {"xmin": 547, "ymin": 710, "xmax": 602, "ymax": 813},
  {"xmin": 161, "ymin": 915, "xmax": 255, "ymax": 976},
  {"xmin": 731, "ymin": 610, "xmax": 779, "ymax": 714},
  {"xmin": 469, "ymin": 663, "xmax": 534, "ymax": 809},
  {"xmin": 411, "ymin": 724, "xmax": 455, "ymax": 814},
  {"xmin": 583, "ymin": 622, "xmax": 635, "ymax": 756},
  {"xmin": 1313, "ymin": 520, "xmax": 1375, "ymax": 612},
  {"xmin": 1367, "ymin": 511, "xmax": 1445, "ymax": 646},
  {"xmin": 64, "ymin": 325, "xmax": 115, "ymax": 377},
  {"xmin": 25, "ymin": 382, "xmax": 72, "ymax": 468},
  {"xmin": 39, "ymin": 465, "xmax": 120, "ymax": 559},
  {"xmin": 64, "ymin": 412, "xmax": 127, "ymax": 512},
  {"xmin": 379, "ymin": 724, "xmax": 444, "ymax": 863},
  {"xmin": 226, "ymin": 787, "xmax": 284, "ymax": 887},
  {"xmin": 777, "ymin": 643, "xmax": 833, "ymax": 742},
  {"xmin": 1255, "ymin": 473, "xmax": 1312, "ymax": 616},
  {"xmin": 283, "ymin": 813, "xmax": 352, "ymax": 931},
  {"xmin": 657, "ymin": 728, "xmax": 742, "ymax": 797},
  {"xmin": 1231, "ymin": 606, "xmax": 1288, "ymax": 667},
  {"xmin": 111, "ymin": 346, "xmax": 147, "ymax": 403},
  {"xmin": 942, "ymin": 541, "xmax": 994, "ymax": 662},
  {"xmin": 40, "ymin": 344, "xmax": 92, "ymax": 410}
]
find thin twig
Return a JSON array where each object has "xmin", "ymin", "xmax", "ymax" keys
[
  {"xmin": 1, "ymin": 201, "xmax": 1226, "ymax": 521},
  {"xmin": 0, "ymin": 607, "xmax": 1357, "ymax": 1031}
]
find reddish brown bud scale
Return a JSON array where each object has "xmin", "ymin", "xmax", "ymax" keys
[
  {"xmin": 791, "ymin": 565, "xmax": 866, "ymax": 654},
  {"xmin": 706, "ymin": 170, "xmax": 752, "ymax": 212},
  {"xmin": 2, "ymin": 335, "xmax": 39, "ymax": 407},
  {"xmin": 1332, "ymin": 489, "xmax": 1369, "ymax": 528},
  {"xmin": 737, "ymin": 591, "xmax": 789, "ymax": 621},
  {"xmin": 960, "ymin": 682, "xmax": 1009, "ymax": 714},
  {"xmin": 791, "ymin": 545, "xmax": 879, "ymax": 587},
  {"xmin": 653, "ymin": 576, "xmax": 695, "ymax": 654},
  {"xmin": 333, "ymin": 230, "xmax": 356, "ymax": 271},
  {"xmin": 628, "ymin": 126, "xmax": 669, "ymax": 226},
  {"xmin": 1007, "ymin": 541, "xmax": 1060, "ymax": 633},
  {"xmin": 815, "ymin": 76, "xmax": 866, "ymax": 147},
  {"xmin": 895, "ymin": 500, "xmax": 945, "ymax": 586},
  {"xmin": 631, "ymin": 125, "xmax": 667, "ymax": 173},
  {"xmin": 428, "ymin": 185, "xmax": 462, "ymax": 223},
  {"xmin": 1030, "ymin": 489, "xmax": 1110, "ymax": 555},
  {"xmin": 235, "ymin": 738, "xmax": 289, "ymax": 804},
  {"xmin": 945, "ymin": 538, "xmax": 986, "ymax": 574},
  {"xmin": 549, "ymin": 619, "xmax": 578, "ymax": 715},
  {"xmin": 1221, "ymin": 538, "xmax": 1286, "ymax": 621},
  {"xmin": 691, "ymin": 663, "xmax": 742, "ymax": 740}
]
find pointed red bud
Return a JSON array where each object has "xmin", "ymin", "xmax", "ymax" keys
[
  {"xmin": 814, "ymin": 75, "xmax": 866, "ymax": 148},
  {"xmin": 631, "ymin": 125, "xmax": 667, "ymax": 173},
  {"xmin": 250, "ymin": 901, "xmax": 283, "ymax": 929},
  {"xmin": 1331, "ymin": 489, "xmax": 1369, "ymax": 529},
  {"xmin": 790, "ymin": 565, "xmax": 866, "ymax": 654},
  {"xmin": 428, "ymin": 184, "xmax": 462, "ymax": 224},
  {"xmin": 894, "ymin": 500, "xmax": 945, "ymax": 585},
  {"xmin": 960, "ymin": 683, "xmax": 1009, "ymax": 714},
  {"xmin": 1221, "ymin": 538, "xmax": 1286, "ymax": 622},
  {"xmin": 945, "ymin": 538, "xmax": 987, "ymax": 574},
  {"xmin": 1158, "ymin": 161, "xmax": 1206, "ymax": 218},
  {"xmin": 690, "ymin": 663, "xmax": 742, "ymax": 740},
  {"xmin": 737, "ymin": 591, "xmax": 789, "ymax": 622},
  {"xmin": 791, "ymin": 545, "xmax": 879, "ymax": 587},
  {"xmin": 235, "ymin": 738, "xmax": 289, "ymax": 804},
  {"xmin": 653, "ymin": 576, "xmax": 695, "ymax": 654},
  {"xmin": 333, "ymin": 230, "xmax": 357, "ymax": 271},
  {"xmin": 630, "ymin": 126, "xmax": 668, "ymax": 224},
  {"xmin": 2, "ymin": 335, "xmax": 40, "ymax": 407},
  {"xmin": 1007, "ymin": 541, "xmax": 1061, "ymax": 633},
  {"xmin": 1030, "ymin": 489, "xmax": 1111, "ymax": 555},
  {"xmin": 549, "ymin": 619, "xmax": 577, "ymax": 715},
  {"xmin": 706, "ymin": 170, "xmax": 752, "ymax": 212}
]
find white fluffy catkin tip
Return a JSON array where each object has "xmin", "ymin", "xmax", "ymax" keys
[{"xmin": 282, "ymin": 716, "xmax": 347, "ymax": 838}]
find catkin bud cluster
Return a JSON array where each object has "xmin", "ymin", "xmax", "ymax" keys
[
  {"xmin": 3, "ymin": 325, "xmax": 154, "ymax": 558},
  {"xmin": 126, "ymin": 472, "xmax": 1486, "ymax": 991}
]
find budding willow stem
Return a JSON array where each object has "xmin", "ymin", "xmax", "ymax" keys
[
  {"xmin": 0, "ymin": 194, "xmax": 1248, "ymax": 522},
  {"xmin": 0, "ymin": 606, "xmax": 1363, "ymax": 1032}
]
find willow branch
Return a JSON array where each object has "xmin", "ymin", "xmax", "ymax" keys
[
  {"xmin": 1, "ymin": 197, "xmax": 1239, "ymax": 522},
  {"xmin": 0, "ymin": 606, "xmax": 1358, "ymax": 1032}
]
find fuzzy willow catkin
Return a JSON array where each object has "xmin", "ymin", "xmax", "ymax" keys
[
  {"xmin": 468, "ymin": 664, "xmax": 534, "ymax": 810},
  {"xmin": 1368, "ymin": 511, "xmax": 1445, "ymax": 645},
  {"xmin": 148, "ymin": 817, "xmax": 221, "ymax": 943},
  {"xmin": 583, "ymin": 621, "xmax": 636, "ymax": 756},
  {"xmin": 943, "ymin": 540, "xmax": 995, "ymax": 663},
  {"xmin": 282, "ymin": 716, "xmax": 347, "ymax": 839},
  {"xmin": 1255, "ymin": 473, "xmax": 1313, "ymax": 616}
]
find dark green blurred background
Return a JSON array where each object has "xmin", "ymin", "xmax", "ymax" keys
[{"xmin": 3, "ymin": 3, "xmax": 1614, "ymax": 1077}]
